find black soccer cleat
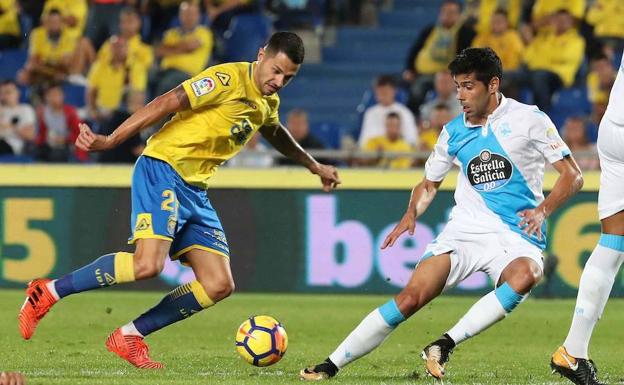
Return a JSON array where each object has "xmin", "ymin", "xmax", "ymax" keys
[
  {"xmin": 551, "ymin": 346, "xmax": 606, "ymax": 385},
  {"xmin": 421, "ymin": 334, "xmax": 456, "ymax": 379},
  {"xmin": 299, "ymin": 358, "xmax": 339, "ymax": 381}
]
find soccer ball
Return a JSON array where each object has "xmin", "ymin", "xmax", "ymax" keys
[{"xmin": 235, "ymin": 315, "xmax": 288, "ymax": 367}]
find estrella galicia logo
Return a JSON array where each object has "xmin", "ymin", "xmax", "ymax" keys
[{"xmin": 467, "ymin": 150, "xmax": 513, "ymax": 192}]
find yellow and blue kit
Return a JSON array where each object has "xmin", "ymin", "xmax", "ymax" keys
[{"xmin": 132, "ymin": 62, "xmax": 281, "ymax": 262}]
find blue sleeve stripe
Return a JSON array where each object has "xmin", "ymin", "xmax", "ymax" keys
[
  {"xmin": 599, "ymin": 233, "xmax": 624, "ymax": 252},
  {"xmin": 495, "ymin": 282, "xmax": 523, "ymax": 313},
  {"xmin": 378, "ymin": 299, "xmax": 405, "ymax": 327}
]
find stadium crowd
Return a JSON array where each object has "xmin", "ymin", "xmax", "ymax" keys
[{"xmin": 0, "ymin": 0, "xmax": 621, "ymax": 169}]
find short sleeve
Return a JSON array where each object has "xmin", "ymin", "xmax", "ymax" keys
[
  {"xmin": 425, "ymin": 127, "xmax": 455, "ymax": 182},
  {"xmin": 530, "ymin": 109, "xmax": 571, "ymax": 163},
  {"xmin": 181, "ymin": 66, "xmax": 237, "ymax": 110},
  {"xmin": 129, "ymin": 63, "xmax": 147, "ymax": 91},
  {"xmin": 86, "ymin": 61, "xmax": 101, "ymax": 88}
]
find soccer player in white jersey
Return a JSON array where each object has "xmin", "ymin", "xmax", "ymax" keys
[
  {"xmin": 300, "ymin": 47, "xmax": 584, "ymax": 381},
  {"xmin": 550, "ymin": 53, "xmax": 624, "ymax": 385}
]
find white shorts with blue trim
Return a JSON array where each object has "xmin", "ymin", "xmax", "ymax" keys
[{"xmin": 422, "ymin": 222, "xmax": 544, "ymax": 290}]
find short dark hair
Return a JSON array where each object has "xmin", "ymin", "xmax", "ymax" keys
[
  {"xmin": 0, "ymin": 79, "xmax": 17, "ymax": 87},
  {"xmin": 47, "ymin": 8, "xmax": 62, "ymax": 17},
  {"xmin": 374, "ymin": 75, "xmax": 396, "ymax": 88},
  {"xmin": 493, "ymin": 8, "xmax": 509, "ymax": 19},
  {"xmin": 386, "ymin": 112, "xmax": 401, "ymax": 121},
  {"xmin": 442, "ymin": 0, "xmax": 462, "ymax": 11},
  {"xmin": 265, "ymin": 32, "xmax": 305, "ymax": 65},
  {"xmin": 448, "ymin": 47, "xmax": 503, "ymax": 86}
]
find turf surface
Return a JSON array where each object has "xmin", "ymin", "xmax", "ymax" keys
[{"xmin": 1, "ymin": 290, "xmax": 622, "ymax": 385}]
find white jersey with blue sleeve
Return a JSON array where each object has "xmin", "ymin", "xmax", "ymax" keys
[{"xmin": 425, "ymin": 95, "xmax": 570, "ymax": 250}]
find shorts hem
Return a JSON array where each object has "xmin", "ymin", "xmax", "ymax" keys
[
  {"xmin": 171, "ymin": 244, "xmax": 230, "ymax": 261},
  {"xmin": 128, "ymin": 234, "xmax": 173, "ymax": 244}
]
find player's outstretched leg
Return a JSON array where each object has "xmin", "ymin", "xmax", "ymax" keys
[
  {"xmin": 19, "ymin": 239, "xmax": 171, "ymax": 340},
  {"xmin": 550, "ymin": 346, "xmax": 606, "ymax": 385},
  {"xmin": 106, "ymin": 249, "xmax": 233, "ymax": 369},
  {"xmin": 300, "ymin": 254, "xmax": 451, "ymax": 381},
  {"xmin": 422, "ymin": 257, "xmax": 541, "ymax": 379}
]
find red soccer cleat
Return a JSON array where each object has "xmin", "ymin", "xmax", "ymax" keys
[
  {"xmin": 18, "ymin": 278, "xmax": 58, "ymax": 340},
  {"xmin": 105, "ymin": 328, "xmax": 164, "ymax": 369}
]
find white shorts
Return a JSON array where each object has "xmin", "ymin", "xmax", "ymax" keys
[
  {"xmin": 597, "ymin": 117, "xmax": 624, "ymax": 220},
  {"xmin": 422, "ymin": 224, "xmax": 544, "ymax": 290}
]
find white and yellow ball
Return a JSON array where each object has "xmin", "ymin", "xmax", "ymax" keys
[{"xmin": 235, "ymin": 315, "xmax": 288, "ymax": 367}]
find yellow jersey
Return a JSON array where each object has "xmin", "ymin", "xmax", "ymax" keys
[
  {"xmin": 143, "ymin": 62, "xmax": 281, "ymax": 188},
  {"xmin": 364, "ymin": 136, "xmax": 413, "ymax": 169},
  {"xmin": 29, "ymin": 26, "xmax": 77, "ymax": 65},
  {"xmin": 532, "ymin": 0, "xmax": 585, "ymax": 21},
  {"xmin": 586, "ymin": 0, "xmax": 624, "ymax": 39},
  {"xmin": 98, "ymin": 35, "xmax": 154, "ymax": 70},
  {"xmin": 87, "ymin": 59, "xmax": 147, "ymax": 111},
  {"xmin": 587, "ymin": 71, "xmax": 610, "ymax": 104},
  {"xmin": 0, "ymin": 0, "xmax": 20, "ymax": 36},
  {"xmin": 523, "ymin": 30, "xmax": 585, "ymax": 87},
  {"xmin": 43, "ymin": 0, "xmax": 88, "ymax": 39},
  {"xmin": 475, "ymin": 0, "xmax": 521, "ymax": 34},
  {"xmin": 472, "ymin": 30, "xmax": 524, "ymax": 70},
  {"xmin": 160, "ymin": 26, "xmax": 214, "ymax": 75}
]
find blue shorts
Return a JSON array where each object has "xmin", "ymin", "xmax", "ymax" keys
[{"xmin": 130, "ymin": 156, "xmax": 230, "ymax": 263}]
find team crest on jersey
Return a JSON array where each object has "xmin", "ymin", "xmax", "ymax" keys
[
  {"xmin": 191, "ymin": 77, "xmax": 215, "ymax": 97},
  {"xmin": 467, "ymin": 150, "xmax": 513, "ymax": 192}
]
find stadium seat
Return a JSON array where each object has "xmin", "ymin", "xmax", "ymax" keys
[
  {"xmin": 310, "ymin": 121, "xmax": 345, "ymax": 149},
  {"xmin": 223, "ymin": 14, "xmax": 271, "ymax": 62},
  {"xmin": 0, "ymin": 49, "xmax": 27, "ymax": 80},
  {"xmin": 63, "ymin": 83, "xmax": 86, "ymax": 108}
]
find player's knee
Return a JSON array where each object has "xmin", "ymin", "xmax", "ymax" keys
[
  {"xmin": 395, "ymin": 288, "xmax": 427, "ymax": 317},
  {"xmin": 507, "ymin": 264, "xmax": 542, "ymax": 294},
  {"xmin": 133, "ymin": 255, "xmax": 166, "ymax": 280},
  {"xmin": 199, "ymin": 277, "xmax": 235, "ymax": 302}
]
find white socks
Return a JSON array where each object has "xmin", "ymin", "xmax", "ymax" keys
[
  {"xmin": 328, "ymin": 308, "xmax": 394, "ymax": 369},
  {"xmin": 446, "ymin": 290, "xmax": 507, "ymax": 345},
  {"xmin": 563, "ymin": 243, "xmax": 623, "ymax": 359},
  {"xmin": 121, "ymin": 322, "xmax": 144, "ymax": 337},
  {"xmin": 46, "ymin": 280, "xmax": 60, "ymax": 301}
]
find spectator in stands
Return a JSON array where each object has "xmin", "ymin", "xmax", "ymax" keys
[
  {"xmin": 472, "ymin": 9, "xmax": 524, "ymax": 71},
  {"xmin": 561, "ymin": 116, "xmax": 599, "ymax": 171},
  {"xmin": 154, "ymin": 1, "xmax": 213, "ymax": 96},
  {"xmin": 587, "ymin": 52, "xmax": 616, "ymax": 128},
  {"xmin": 86, "ymin": 35, "xmax": 147, "ymax": 122},
  {"xmin": 586, "ymin": 0, "xmax": 624, "ymax": 51},
  {"xmin": 0, "ymin": 81, "xmax": 36, "ymax": 157},
  {"xmin": 85, "ymin": 0, "xmax": 126, "ymax": 50},
  {"xmin": 99, "ymin": 90, "xmax": 146, "ymax": 163},
  {"xmin": 279, "ymin": 108, "xmax": 325, "ymax": 166},
  {"xmin": 36, "ymin": 83, "xmax": 86, "ymax": 162},
  {"xmin": 530, "ymin": 0, "xmax": 585, "ymax": 33},
  {"xmin": 0, "ymin": 0, "xmax": 21, "ymax": 49},
  {"xmin": 42, "ymin": 0, "xmax": 88, "ymax": 40},
  {"xmin": 363, "ymin": 112, "xmax": 413, "ymax": 169},
  {"xmin": 467, "ymin": 0, "xmax": 522, "ymax": 36},
  {"xmin": 227, "ymin": 132, "xmax": 274, "ymax": 167},
  {"xmin": 523, "ymin": 9, "xmax": 585, "ymax": 112},
  {"xmin": 77, "ymin": 7, "xmax": 153, "ymax": 80},
  {"xmin": 358, "ymin": 75, "xmax": 418, "ymax": 148},
  {"xmin": 403, "ymin": 0, "xmax": 475, "ymax": 112},
  {"xmin": 418, "ymin": 70, "xmax": 461, "ymax": 122},
  {"xmin": 146, "ymin": 0, "xmax": 186, "ymax": 42},
  {"xmin": 17, "ymin": 9, "xmax": 77, "ymax": 87},
  {"xmin": 419, "ymin": 103, "xmax": 453, "ymax": 153},
  {"xmin": 204, "ymin": 0, "xmax": 258, "ymax": 37}
]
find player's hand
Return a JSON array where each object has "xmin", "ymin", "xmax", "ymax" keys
[
  {"xmin": 311, "ymin": 163, "xmax": 341, "ymax": 192},
  {"xmin": 517, "ymin": 207, "xmax": 546, "ymax": 240},
  {"xmin": 381, "ymin": 212, "xmax": 415, "ymax": 249},
  {"xmin": 0, "ymin": 371, "xmax": 26, "ymax": 385},
  {"xmin": 75, "ymin": 123, "xmax": 112, "ymax": 152}
]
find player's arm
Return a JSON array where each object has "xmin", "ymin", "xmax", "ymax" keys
[
  {"xmin": 76, "ymin": 85, "xmax": 190, "ymax": 152},
  {"xmin": 518, "ymin": 156, "xmax": 583, "ymax": 239},
  {"xmin": 259, "ymin": 123, "xmax": 341, "ymax": 192},
  {"xmin": 382, "ymin": 178, "xmax": 442, "ymax": 249}
]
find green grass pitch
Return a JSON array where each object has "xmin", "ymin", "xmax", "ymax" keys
[{"xmin": 1, "ymin": 290, "xmax": 622, "ymax": 385}]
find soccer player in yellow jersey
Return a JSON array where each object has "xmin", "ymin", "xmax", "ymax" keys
[{"xmin": 18, "ymin": 32, "xmax": 340, "ymax": 369}]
